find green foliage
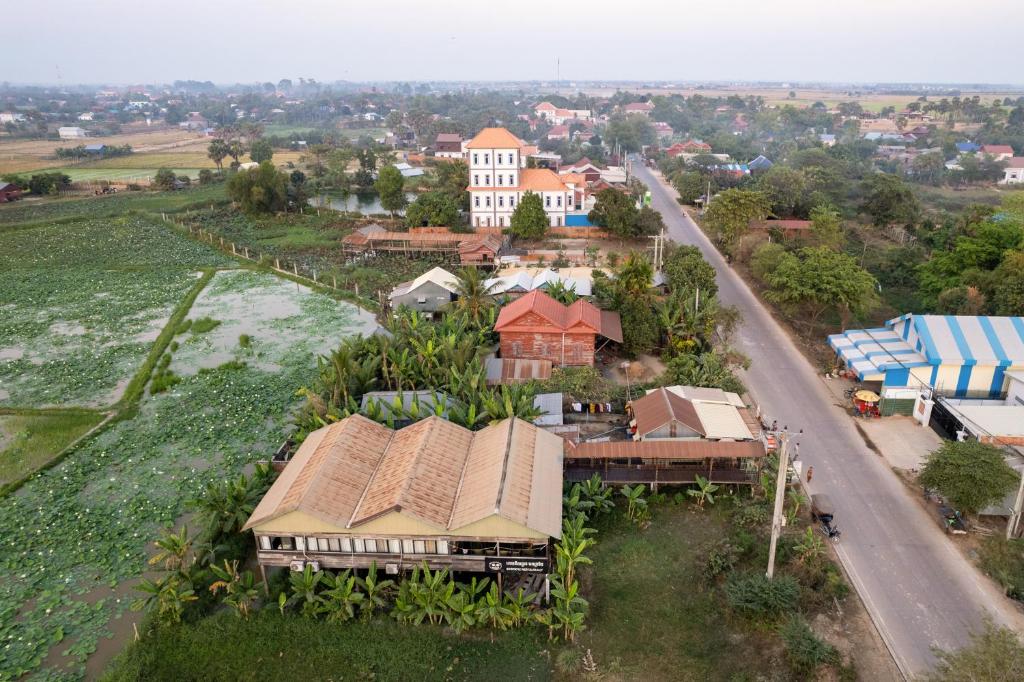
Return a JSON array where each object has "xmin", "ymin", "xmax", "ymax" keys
[
  {"xmin": 926, "ymin": 620, "xmax": 1024, "ymax": 682},
  {"xmin": 724, "ymin": 572, "xmax": 800, "ymax": 618},
  {"xmin": 920, "ymin": 440, "xmax": 1019, "ymax": 514},
  {"xmin": 672, "ymin": 170, "xmax": 709, "ymax": 205},
  {"xmin": 755, "ymin": 165, "xmax": 808, "ymax": 218},
  {"xmin": 662, "ymin": 352, "xmax": 745, "ymax": 394},
  {"xmin": 763, "ymin": 246, "xmax": 878, "ymax": 326},
  {"xmin": 537, "ymin": 366, "xmax": 614, "ymax": 402},
  {"xmin": 508, "ymin": 191, "xmax": 548, "ymax": 239},
  {"xmin": 405, "ymin": 190, "xmax": 460, "ymax": 227},
  {"xmin": 605, "ymin": 113, "xmax": 656, "ymax": 152},
  {"xmin": 662, "ymin": 244, "xmax": 718, "ymax": 299},
  {"xmin": 808, "ymin": 204, "xmax": 845, "ymax": 250},
  {"xmin": 993, "ymin": 250, "xmax": 1024, "ymax": 315},
  {"xmin": 375, "ymin": 165, "xmax": 407, "ymax": 216},
  {"xmin": 860, "ymin": 173, "xmax": 920, "ymax": 227},
  {"xmin": 779, "ymin": 616, "xmax": 839, "ymax": 674},
  {"xmin": 190, "ymin": 316, "xmax": 221, "ymax": 334},
  {"xmin": 588, "ymin": 188, "xmax": 639, "ymax": 239},
  {"xmin": 26, "ymin": 171, "xmax": 72, "ymax": 195},
  {"xmin": 977, "ymin": 536, "xmax": 1024, "ymax": 602},
  {"xmin": 703, "ymin": 189, "xmax": 771, "ymax": 254},
  {"xmin": 703, "ymin": 539, "xmax": 740, "ymax": 581},
  {"xmin": 248, "ymin": 139, "xmax": 274, "ymax": 164},
  {"xmin": 750, "ymin": 241, "xmax": 788, "ymax": 281},
  {"xmin": 226, "ymin": 161, "xmax": 289, "ymax": 214},
  {"xmin": 687, "ymin": 475, "xmax": 720, "ymax": 508},
  {"xmin": 153, "ymin": 168, "xmax": 178, "ymax": 191}
]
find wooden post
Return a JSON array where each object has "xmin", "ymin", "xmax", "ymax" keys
[
  {"xmin": 244, "ymin": 247, "xmax": 249, "ymax": 259},
  {"xmin": 275, "ymin": 258, "xmax": 280, "ymax": 270},
  {"xmin": 219, "ymin": 236, "xmax": 224, "ymax": 247},
  {"xmin": 333, "ymin": 276, "xmax": 337, "ymax": 289},
  {"xmin": 766, "ymin": 434, "xmax": 790, "ymax": 580},
  {"xmin": 293, "ymin": 263, "xmax": 298, "ymax": 276},
  {"xmin": 231, "ymin": 243, "xmax": 236, "ymax": 255},
  {"xmin": 354, "ymin": 282, "xmax": 359, "ymax": 298},
  {"xmin": 313, "ymin": 270, "xmax": 318, "ymax": 283}
]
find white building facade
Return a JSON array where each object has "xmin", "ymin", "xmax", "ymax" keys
[{"xmin": 466, "ymin": 128, "xmax": 574, "ymax": 229}]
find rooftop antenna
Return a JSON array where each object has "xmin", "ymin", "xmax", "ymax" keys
[{"xmin": 557, "ymin": 57, "xmax": 560, "ymax": 88}]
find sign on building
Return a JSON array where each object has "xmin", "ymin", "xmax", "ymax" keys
[{"xmin": 485, "ymin": 557, "xmax": 548, "ymax": 574}]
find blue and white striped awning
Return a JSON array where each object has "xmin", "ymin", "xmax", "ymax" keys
[
  {"xmin": 891, "ymin": 314, "xmax": 1024, "ymax": 366},
  {"xmin": 828, "ymin": 328, "xmax": 929, "ymax": 382}
]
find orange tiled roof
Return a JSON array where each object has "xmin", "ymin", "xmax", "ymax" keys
[
  {"xmin": 517, "ymin": 168, "xmax": 569, "ymax": 192},
  {"xmin": 495, "ymin": 290, "xmax": 620, "ymax": 341},
  {"xmin": 465, "ymin": 127, "xmax": 525, "ymax": 149}
]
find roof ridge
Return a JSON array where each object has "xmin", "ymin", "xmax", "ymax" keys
[
  {"xmin": 446, "ymin": 421, "xmax": 479, "ymax": 530},
  {"xmin": 390, "ymin": 416, "xmax": 442, "ymax": 517},
  {"xmin": 492, "ymin": 419, "xmax": 516, "ymax": 514},
  {"xmin": 346, "ymin": 422, "xmax": 397, "ymax": 528}
]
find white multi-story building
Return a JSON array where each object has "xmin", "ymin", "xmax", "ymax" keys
[
  {"xmin": 534, "ymin": 102, "xmax": 593, "ymax": 125},
  {"xmin": 466, "ymin": 128, "xmax": 576, "ymax": 229}
]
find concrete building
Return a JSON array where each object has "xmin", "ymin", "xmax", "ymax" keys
[
  {"xmin": 1000, "ymin": 158, "xmax": 1024, "ymax": 185},
  {"xmin": 58, "ymin": 126, "xmax": 88, "ymax": 139},
  {"xmin": 388, "ymin": 266, "xmax": 459, "ymax": 315},
  {"xmin": 466, "ymin": 127, "xmax": 574, "ymax": 229},
  {"xmin": 433, "ymin": 133, "xmax": 464, "ymax": 159}
]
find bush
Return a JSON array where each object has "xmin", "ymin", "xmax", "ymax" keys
[
  {"xmin": 750, "ymin": 242, "xmax": 788, "ymax": 282},
  {"xmin": 978, "ymin": 536, "xmax": 1024, "ymax": 602},
  {"xmin": 703, "ymin": 539, "xmax": 739, "ymax": 581},
  {"xmin": 920, "ymin": 440, "xmax": 1019, "ymax": 514},
  {"xmin": 734, "ymin": 500, "xmax": 771, "ymax": 528},
  {"xmin": 779, "ymin": 616, "xmax": 839, "ymax": 674},
  {"xmin": 190, "ymin": 317, "xmax": 221, "ymax": 334},
  {"xmin": 724, "ymin": 572, "xmax": 800, "ymax": 618}
]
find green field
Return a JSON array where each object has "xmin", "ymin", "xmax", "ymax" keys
[
  {"xmin": 0, "ymin": 411, "xmax": 104, "ymax": 487},
  {"xmin": 0, "ymin": 184, "xmax": 227, "ymax": 226},
  {"xmin": 45, "ymin": 167, "xmax": 205, "ymax": 183}
]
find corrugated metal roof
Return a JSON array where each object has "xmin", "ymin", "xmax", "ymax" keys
[
  {"xmin": 485, "ymin": 358, "xmax": 553, "ymax": 385},
  {"xmin": 691, "ymin": 402, "xmax": 753, "ymax": 440},
  {"xmin": 566, "ymin": 439, "xmax": 765, "ymax": 460},
  {"xmin": 495, "ymin": 290, "xmax": 620, "ymax": 341},
  {"xmin": 245, "ymin": 415, "xmax": 563, "ymax": 539},
  {"xmin": 533, "ymin": 392, "xmax": 564, "ymax": 426},
  {"xmin": 389, "ymin": 267, "xmax": 459, "ymax": 299}
]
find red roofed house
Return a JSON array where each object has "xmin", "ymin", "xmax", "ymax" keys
[
  {"xmin": 547, "ymin": 124, "xmax": 570, "ymax": 140},
  {"xmin": 533, "ymin": 101, "xmax": 592, "ymax": 125},
  {"xmin": 1000, "ymin": 158, "xmax": 1024, "ymax": 185},
  {"xmin": 494, "ymin": 290, "xmax": 622, "ymax": 367},
  {"xmin": 666, "ymin": 140, "xmax": 712, "ymax": 157},
  {"xmin": 653, "ymin": 121, "xmax": 674, "ymax": 138},
  {"xmin": 434, "ymin": 133, "xmax": 464, "ymax": 159},
  {"xmin": 0, "ymin": 182, "xmax": 23, "ymax": 203},
  {"xmin": 622, "ymin": 101, "xmax": 654, "ymax": 115},
  {"xmin": 981, "ymin": 144, "xmax": 1015, "ymax": 162},
  {"xmin": 750, "ymin": 219, "xmax": 812, "ymax": 239},
  {"xmin": 466, "ymin": 127, "xmax": 574, "ymax": 228}
]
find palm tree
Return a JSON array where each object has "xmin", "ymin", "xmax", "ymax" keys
[
  {"xmin": 450, "ymin": 267, "xmax": 495, "ymax": 327},
  {"xmin": 687, "ymin": 475, "xmax": 720, "ymax": 509}
]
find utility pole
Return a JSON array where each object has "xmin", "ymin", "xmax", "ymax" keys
[{"xmin": 766, "ymin": 432, "xmax": 790, "ymax": 580}]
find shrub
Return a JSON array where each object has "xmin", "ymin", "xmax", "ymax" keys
[
  {"xmin": 724, "ymin": 572, "xmax": 800, "ymax": 618},
  {"xmin": 920, "ymin": 440, "xmax": 1019, "ymax": 515},
  {"xmin": 238, "ymin": 334, "xmax": 252, "ymax": 349},
  {"xmin": 703, "ymin": 539, "xmax": 739, "ymax": 581},
  {"xmin": 750, "ymin": 242, "xmax": 788, "ymax": 282},
  {"xmin": 175, "ymin": 318, "xmax": 193, "ymax": 335},
  {"xmin": 191, "ymin": 317, "xmax": 222, "ymax": 334},
  {"xmin": 779, "ymin": 615, "xmax": 838, "ymax": 674},
  {"xmin": 734, "ymin": 500, "xmax": 771, "ymax": 528},
  {"xmin": 978, "ymin": 537, "xmax": 1024, "ymax": 602}
]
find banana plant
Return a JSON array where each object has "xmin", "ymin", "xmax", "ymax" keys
[
  {"xmin": 475, "ymin": 583, "xmax": 513, "ymax": 633},
  {"xmin": 208, "ymin": 560, "xmax": 259, "ymax": 619},
  {"xmin": 319, "ymin": 569, "xmax": 364, "ymax": 622},
  {"xmin": 687, "ymin": 475, "xmax": 720, "ymax": 509},
  {"xmin": 356, "ymin": 562, "xmax": 395, "ymax": 621},
  {"xmin": 286, "ymin": 564, "xmax": 324, "ymax": 618}
]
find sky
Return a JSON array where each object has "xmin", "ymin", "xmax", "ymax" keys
[{"xmin": 3, "ymin": 0, "xmax": 1022, "ymax": 86}]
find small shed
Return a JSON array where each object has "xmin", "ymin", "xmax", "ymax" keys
[
  {"xmin": 388, "ymin": 266, "xmax": 460, "ymax": 314},
  {"xmin": 533, "ymin": 392, "xmax": 564, "ymax": 426},
  {"xmin": 0, "ymin": 182, "xmax": 23, "ymax": 203}
]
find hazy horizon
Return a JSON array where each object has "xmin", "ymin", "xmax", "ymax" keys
[{"xmin": 3, "ymin": 0, "xmax": 1022, "ymax": 86}]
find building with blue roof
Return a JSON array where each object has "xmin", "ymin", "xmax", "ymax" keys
[
  {"xmin": 955, "ymin": 141, "xmax": 981, "ymax": 154},
  {"xmin": 747, "ymin": 155, "xmax": 773, "ymax": 171},
  {"xmin": 829, "ymin": 314, "xmax": 1024, "ymax": 398}
]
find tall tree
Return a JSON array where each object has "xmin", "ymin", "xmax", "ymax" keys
[
  {"xmin": 375, "ymin": 165, "xmax": 407, "ymax": 217},
  {"xmin": 249, "ymin": 139, "xmax": 274, "ymax": 164},
  {"xmin": 589, "ymin": 188, "xmax": 639, "ymax": 239},
  {"xmin": 207, "ymin": 138, "xmax": 229, "ymax": 172},
  {"xmin": 226, "ymin": 161, "xmax": 289, "ymax": 214},
  {"xmin": 860, "ymin": 173, "xmax": 921, "ymax": 227},
  {"xmin": 807, "ymin": 204, "xmax": 845, "ymax": 250},
  {"xmin": 509, "ymin": 191, "xmax": 549, "ymax": 240},
  {"xmin": 764, "ymin": 246, "xmax": 879, "ymax": 327},
  {"xmin": 703, "ymin": 189, "xmax": 771, "ymax": 254},
  {"xmin": 405, "ymin": 191, "xmax": 460, "ymax": 228}
]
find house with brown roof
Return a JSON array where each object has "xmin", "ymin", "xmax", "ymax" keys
[
  {"xmin": 244, "ymin": 414, "xmax": 563, "ymax": 576},
  {"xmin": 434, "ymin": 133, "xmax": 464, "ymax": 159},
  {"xmin": 628, "ymin": 386, "xmax": 757, "ymax": 442},
  {"xmin": 622, "ymin": 101, "xmax": 654, "ymax": 115},
  {"xmin": 1000, "ymin": 157, "xmax": 1024, "ymax": 185},
  {"xmin": 0, "ymin": 182, "xmax": 23, "ymax": 203},
  {"xmin": 750, "ymin": 219, "xmax": 813, "ymax": 239},
  {"xmin": 494, "ymin": 290, "xmax": 622, "ymax": 367},
  {"xmin": 981, "ymin": 144, "xmax": 1014, "ymax": 162}
]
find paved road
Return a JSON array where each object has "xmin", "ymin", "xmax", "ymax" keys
[{"xmin": 632, "ymin": 161, "xmax": 1024, "ymax": 677}]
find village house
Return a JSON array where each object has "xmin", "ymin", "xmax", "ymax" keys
[
  {"xmin": 466, "ymin": 127, "xmax": 575, "ymax": 228},
  {"xmin": 652, "ymin": 121, "xmax": 674, "ymax": 138},
  {"xmin": 243, "ymin": 414, "xmax": 563, "ymax": 577},
  {"xmin": 621, "ymin": 101, "xmax": 654, "ymax": 115},
  {"xmin": 546, "ymin": 124, "xmax": 570, "ymax": 141},
  {"xmin": 0, "ymin": 182, "xmax": 23, "ymax": 203},
  {"xmin": 342, "ymin": 229, "xmax": 503, "ymax": 267},
  {"xmin": 494, "ymin": 290, "xmax": 622, "ymax": 367},
  {"xmin": 433, "ymin": 133, "xmax": 464, "ymax": 159},
  {"xmin": 57, "ymin": 126, "xmax": 88, "ymax": 139},
  {"xmin": 628, "ymin": 386, "xmax": 758, "ymax": 442},
  {"xmin": 388, "ymin": 266, "xmax": 460, "ymax": 316},
  {"xmin": 1000, "ymin": 158, "xmax": 1024, "ymax": 185},
  {"xmin": 981, "ymin": 144, "xmax": 1015, "ymax": 162},
  {"xmin": 0, "ymin": 112, "xmax": 27, "ymax": 124},
  {"xmin": 666, "ymin": 140, "xmax": 712, "ymax": 157},
  {"xmin": 533, "ymin": 101, "xmax": 592, "ymax": 125}
]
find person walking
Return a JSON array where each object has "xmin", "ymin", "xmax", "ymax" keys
[{"xmin": 806, "ymin": 465, "xmax": 814, "ymax": 483}]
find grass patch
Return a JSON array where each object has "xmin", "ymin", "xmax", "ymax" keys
[
  {"xmin": 978, "ymin": 536, "xmax": 1024, "ymax": 602},
  {"xmin": 101, "ymin": 611, "xmax": 549, "ymax": 682},
  {"xmin": 0, "ymin": 410, "xmax": 104, "ymax": 487},
  {"xmin": 189, "ymin": 317, "xmax": 221, "ymax": 334}
]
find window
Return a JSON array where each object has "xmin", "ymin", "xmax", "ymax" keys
[
  {"xmin": 353, "ymin": 538, "xmax": 365, "ymax": 553},
  {"xmin": 327, "ymin": 538, "xmax": 341, "ymax": 552},
  {"xmin": 473, "ymin": 174, "xmax": 478, "ymax": 186},
  {"xmin": 364, "ymin": 539, "xmax": 378, "ymax": 553},
  {"xmin": 414, "ymin": 540, "xmax": 427, "ymax": 554},
  {"xmin": 499, "ymin": 216, "xmax": 504, "ymax": 226},
  {"xmin": 437, "ymin": 540, "xmax": 449, "ymax": 554},
  {"xmin": 307, "ymin": 537, "xmax": 321, "ymax": 552},
  {"xmin": 509, "ymin": 153, "xmax": 515, "ymax": 164},
  {"xmin": 485, "ymin": 196, "xmax": 491, "ymax": 207},
  {"xmin": 509, "ymin": 174, "xmax": 514, "ymax": 185},
  {"xmin": 402, "ymin": 539, "xmax": 414, "ymax": 554},
  {"xmin": 474, "ymin": 196, "xmax": 480, "ymax": 208},
  {"xmin": 295, "ymin": 536, "xmax": 306, "ymax": 551},
  {"xmin": 485, "ymin": 174, "xmax": 491, "ymax": 186},
  {"xmin": 260, "ymin": 536, "xmax": 272, "ymax": 550},
  {"xmin": 509, "ymin": 196, "xmax": 516, "ymax": 207},
  {"xmin": 556, "ymin": 196, "xmax": 562, "ymax": 207},
  {"xmin": 498, "ymin": 196, "xmax": 504, "ymax": 207},
  {"xmin": 280, "ymin": 537, "xmax": 294, "ymax": 550},
  {"xmin": 545, "ymin": 195, "xmax": 551, "ymax": 208},
  {"xmin": 484, "ymin": 154, "xmax": 489, "ymax": 164},
  {"xmin": 472, "ymin": 153, "xmax": 478, "ymax": 164},
  {"xmin": 388, "ymin": 539, "xmax": 401, "ymax": 554},
  {"xmin": 425, "ymin": 540, "xmax": 437, "ymax": 554},
  {"xmin": 340, "ymin": 537, "xmax": 352, "ymax": 552},
  {"xmin": 498, "ymin": 174, "xmax": 503, "ymax": 186}
]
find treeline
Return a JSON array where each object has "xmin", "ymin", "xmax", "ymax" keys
[{"xmin": 54, "ymin": 144, "xmax": 132, "ymax": 160}]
